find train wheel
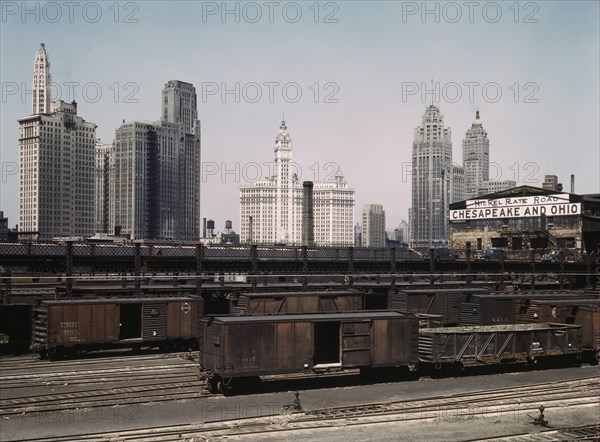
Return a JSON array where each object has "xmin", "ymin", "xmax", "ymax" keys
[{"xmin": 208, "ymin": 376, "xmax": 220, "ymax": 394}]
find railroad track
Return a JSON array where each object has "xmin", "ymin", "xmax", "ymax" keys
[
  {"xmin": 11, "ymin": 376, "xmax": 598, "ymax": 441},
  {"xmin": 0, "ymin": 352, "xmax": 206, "ymax": 415}
]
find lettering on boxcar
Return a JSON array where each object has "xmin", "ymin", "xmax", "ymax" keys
[{"xmin": 60, "ymin": 321, "xmax": 81, "ymax": 342}]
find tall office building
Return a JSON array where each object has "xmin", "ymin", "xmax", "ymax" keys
[
  {"xmin": 462, "ymin": 111, "xmax": 489, "ymax": 199},
  {"xmin": 313, "ymin": 171, "xmax": 355, "ymax": 246},
  {"xmin": 361, "ymin": 204, "xmax": 386, "ymax": 248},
  {"xmin": 240, "ymin": 120, "xmax": 303, "ymax": 244},
  {"xmin": 18, "ymin": 44, "xmax": 97, "ymax": 240},
  {"xmin": 240, "ymin": 120, "xmax": 355, "ymax": 245},
  {"xmin": 114, "ymin": 82, "xmax": 200, "ymax": 242},
  {"xmin": 19, "ymin": 100, "xmax": 97, "ymax": 240},
  {"xmin": 32, "ymin": 43, "xmax": 51, "ymax": 115},
  {"xmin": 95, "ymin": 140, "xmax": 114, "ymax": 234},
  {"xmin": 410, "ymin": 105, "xmax": 454, "ymax": 249}
]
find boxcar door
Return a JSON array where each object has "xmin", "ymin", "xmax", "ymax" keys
[
  {"xmin": 143, "ymin": 302, "xmax": 166, "ymax": 341},
  {"xmin": 341, "ymin": 321, "xmax": 371, "ymax": 367}
]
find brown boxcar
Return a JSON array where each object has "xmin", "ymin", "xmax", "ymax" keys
[
  {"xmin": 33, "ymin": 297, "xmax": 200, "ymax": 356},
  {"xmin": 200, "ymin": 311, "xmax": 418, "ymax": 393},
  {"xmin": 419, "ymin": 323, "xmax": 583, "ymax": 368},
  {"xmin": 390, "ymin": 288, "xmax": 490, "ymax": 325},
  {"xmin": 229, "ymin": 290, "xmax": 363, "ymax": 316},
  {"xmin": 459, "ymin": 291, "xmax": 596, "ymax": 325}
]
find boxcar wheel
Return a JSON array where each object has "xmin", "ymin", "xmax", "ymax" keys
[{"xmin": 208, "ymin": 376, "xmax": 220, "ymax": 394}]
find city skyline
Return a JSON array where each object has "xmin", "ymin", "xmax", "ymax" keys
[{"xmin": 1, "ymin": 2, "xmax": 598, "ymax": 232}]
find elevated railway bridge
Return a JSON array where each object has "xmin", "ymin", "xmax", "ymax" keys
[{"xmin": 0, "ymin": 243, "xmax": 594, "ymax": 299}]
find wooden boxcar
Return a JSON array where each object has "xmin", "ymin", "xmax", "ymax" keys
[
  {"xmin": 200, "ymin": 310, "xmax": 419, "ymax": 393},
  {"xmin": 33, "ymin": 297, "xmax": 201, "ymax": 356},
  {"xmin": 229, "ymin": 290, "xmax": 363, "ymax": 316},
  {"xmin": 419, "ymin": 323, "xmax": 583, "ymax": 368},
  {"xmin": 459, "ymin": 291, "xmax": 596, "ymax": 326},
  {"xmin": 389, "ymin": 288, "xmax": 491, "ymax": 325}
]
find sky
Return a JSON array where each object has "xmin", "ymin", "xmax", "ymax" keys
[{"xmin": 1, "ymin": 1, "xmax": 599, "ymax": 233}]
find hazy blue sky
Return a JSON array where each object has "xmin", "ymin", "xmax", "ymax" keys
[{"xmin": 1, "ymin": 1, "xmax": 598, "ymax": 232}]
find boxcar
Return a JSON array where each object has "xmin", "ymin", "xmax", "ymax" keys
[
  {"xmin": 33, "ymin": 297, "xmax": 201, "ymax": 356},
  {"xmin": 200, "ymin": 310, "xmax": 418, "ymax": 393},
  {"xmin": 419, "ymin": 323, "xmax": 583, "ymax": 369},
  {"xmin": 389, "ymin": 288, "xmax": 491, "ymax": 325},
  {"xmin": 229, "ymin": 290, "xmax": 363, "ymax": 316},
  {"xmin": 459, "ymin": 291, "xmax": 596, "ymax": 326}
]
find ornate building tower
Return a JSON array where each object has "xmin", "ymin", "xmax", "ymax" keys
[
  {"xmin": 240, "ymin": 120, "xmax": 302, "ymax": 244},
  {"xmin": 410, "ymin": 105, "xmax": 454, "ymax": 249},
  {"xmin": 462, "ymin": 110, "xmax": 490, "ymax": 199},
  {"xmin": 32, "ymin": 43, "xmax": 51, "ymax": 115}
]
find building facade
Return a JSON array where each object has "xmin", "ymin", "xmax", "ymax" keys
[
  {"xmin": 95, "ymin": 140, "xmax": 114, "ymax": 234},
  {"xmin": 19, "ymin": 99, "xmax": 96, "ymax": 240},
  {"xmin": 240, "ymin": 120, "xmax": 303, "ymax": 244},
  {"xmin": 240, "ymin": 120, "xmax": 355, "ymax": 246},
  {"xmin": 113, "ymin": 81, "xmax": 200, "ymax": 241},
  {"xmin": 462, "ymin": 111, "xmax": 489, "ymax": 199},
  {"xmin": 410, "ymin": 105, "xmax": 456, "ymax": 249},
  {"xmin": 478, "ymin": 179, "xmax": 517, "ymax": 195},
  {"xmin": 362, "ymin": 204, "xmax": 386, "ymax": 248},
  {"xmin": 32, "ymin": 43, "xmax": 51, "ymax": 115},
  {"xmin": 542, "ymin": 174, "xmax": 559, "ymax": 191},
  {"xmin": 449, "ymin": 186, "xmax": 600, "ymax": 254},
  {"xmin": 313, "ymin": 171, "xmax": 355, "ymax": 246}
]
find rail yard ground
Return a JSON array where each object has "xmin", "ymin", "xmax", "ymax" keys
[{"xmin": 1, "ymin": 351, "xmax": 598, "ymax": 441}]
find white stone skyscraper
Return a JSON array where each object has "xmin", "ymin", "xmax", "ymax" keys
[
  {"xmin": 462, "ymin": 110, "xmax": 490, "ymax": 199},
  {"xmin": 240, "ymin": 120, "xmax": 303, "ymax": 244},
  {"xmin": 19, "ymin": 44, "xmax": 97, "ymax": 240},
  {"xmin": 240, "ymin": 120, "xmax": 355, "ymax": 245},
  {"xmin": 95, "ymin": 140, "xmax": 114, "ymax": 234},
  {"xmin": 410, "ymin": 105, "xmax": 454, "ymax": 249},
  {"xmin": 32, "ymin": 43, "xmax": 51, "ymax": 115},
  {"xmin": 113, "ymin": 81, "xmax": 200, "ymax": 241}
]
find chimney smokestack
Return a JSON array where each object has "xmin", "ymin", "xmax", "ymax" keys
[
  {"xmin": 302, "ymin": 181, "xmax": 315, "ymax": 247},
  {"xmin": 571, "ymin": 174, "xmax": 575, "ymax": 194}
]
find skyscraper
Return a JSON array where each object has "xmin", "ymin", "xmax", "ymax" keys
[
  {"xmin": 361, "ymin": 204, "xmax": 386, "ymax": 248},
  {"xmin": 240, "ymin": 120, "xmax": 303, "ymax": 244},
  {"xmin": 32, "ymin": 43, "xmax": 51, "ymax": 115},
  {"xmin": 240, "ymin": 120, "xmax": 355, "ymax": 245},
  {"xmin": 313, "ymin": 171, "xmax": 355, "ymax": 246},
  {"xmin": 410, "ymin": 105, "xmax": 455, "ymax": 249},
  {"xmin": 462, "ymin": 110, "xmax": 490, "ymax": 199},
  {"xmin": 114, "ymin": 81, "xmax": 200, "ymax": 240},
  {"xmin": 19, "ymin": 44, "xmax": 97, "ymax": 240},
  {"xmin": 95, "ymin": 140, "xmax": 114, "ymax": 234}
]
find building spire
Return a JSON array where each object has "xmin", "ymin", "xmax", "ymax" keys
[{"xmin": 32, "ymin": 43, "xmax": 52, "ymax": 114}]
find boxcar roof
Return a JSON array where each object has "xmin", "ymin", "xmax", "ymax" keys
[
  {"xmin": 238, "ymin": 290, "xmax": 358, "ymax": 297},
  {"xmin": 40, "ymin": 297, "xmax": 196, "ymax": 305},
  {"xmin": 397, "ymin": 288, "xmax": 491, "ymax": 294},
  {"xmin": 468, "ymin": 291, "xmax": 593, "ymax": 300},
  {"xmin": 205, "ymin": 310, "xmax": 412, "ymax": 324}
]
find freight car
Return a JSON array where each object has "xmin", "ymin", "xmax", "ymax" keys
[
  {"xmin": 0, "ymin": 304, "xmax": 32, "ymax": 354},
  {"xmin": 389, "ymin": 288, "xmax": 492, "ymax": 325},
  {"xmin": 458, "ymin": 291, "xmax": 597, "ymax": 325},
  {"xmin": 200, "ymin": 310, "xmax": 419, "ymax": 393},
  {"xmin": 229, "ymin": 290, "xmax": 363, "ymax": 315},
  {"xmin": 419, "ymin": 323, "xmax": 583, "ymax": 370},
  {"xmin": 33, "ymin": 297, "xmax": 201, "ymax": 357}
]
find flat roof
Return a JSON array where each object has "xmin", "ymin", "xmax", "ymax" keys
[
  {"xmin": 41, "ymin": 297, "xmax": 196, "ymax": 305},
  {"xmin": 205, "ymin": 310, "xmax": 412, "ymax": 323},
  {"xmin": 239, "ymin": 291, "xmax": 358, "ymax": 297}
]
